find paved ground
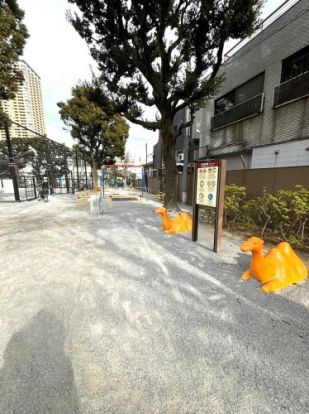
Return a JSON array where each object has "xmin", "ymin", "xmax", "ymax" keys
[{"xmin": 0, "ymin": 194, "xmax": 308, "ymax": 414}]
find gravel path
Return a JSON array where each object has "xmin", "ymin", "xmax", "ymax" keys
[{"xmin": 0, "ymin": 194, "xmax": 308, "ymax": 414}]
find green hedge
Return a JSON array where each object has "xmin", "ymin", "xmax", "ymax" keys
[{"xmin": 223, "ymin": 185, "xmax": 309, "ymax": 246}]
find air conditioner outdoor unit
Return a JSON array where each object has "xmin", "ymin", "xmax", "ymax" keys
[{"xmin": 177, "ymin": 153, "xmax": 184, "ymax": 163}]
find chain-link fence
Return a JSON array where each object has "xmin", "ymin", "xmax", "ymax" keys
[
  {"xmin": 0, "ymin": 162, "xmax": 93, "ymax": 202},
  {"xmin": 0, "ymin": 168, "xmax": 37, "ymax": 202},
  {"xmin": 0, "ymin": 123, "xmax": 93, "ymax": 202}
]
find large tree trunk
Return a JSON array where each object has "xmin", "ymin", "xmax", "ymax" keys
[
  {"xmin": 161, "ymin": 121, "xmax": 178, "ymax": 210},
  {"xmin": 91, "ymin": 155, "xmax": 99, "ymax": 191}
]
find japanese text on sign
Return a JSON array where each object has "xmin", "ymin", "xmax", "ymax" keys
[{"xmin": 196, "ymin": 165, "xmax": 218, "ymax": 207}]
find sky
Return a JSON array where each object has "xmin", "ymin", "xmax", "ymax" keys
[{"xmin": 19, "ymin": 0, "xmax": 287, "ymax": 163}]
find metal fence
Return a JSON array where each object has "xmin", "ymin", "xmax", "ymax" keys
[
  {"xmin": 0, "ymin": 172, "xmax": 95, "ymax": 202},
  {"xmin": 18, "ymin": 174, "xmax": 37, "ymax": 200},
  {"xmin": 0, "ymin": 120, "xmax": 94, "ymax": 202},
  {"xmin": 0, "ymin": 172, "xmax": 37, "ymax": 202},
  {"xmin": 274, "ymin": 71, "xmax": 309, "ymax": 107},
  {"xmin": 52, "ymin": 177, "xmax": 93, "ymax": 195}
]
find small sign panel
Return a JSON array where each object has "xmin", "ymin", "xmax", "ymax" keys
[{"xmin": 196, "ymin": 164, "xmax": 219, "ymax": 207}]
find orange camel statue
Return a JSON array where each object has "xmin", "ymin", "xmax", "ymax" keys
[
  {"xmin": 154, "ymin": 207, "xmax": 192, "ymax": 234},
  {"xmin": 240, "ymin": 237, "xmax": 307, "ymax": 293}
]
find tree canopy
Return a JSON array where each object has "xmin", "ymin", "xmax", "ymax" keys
[
  {"xmin": 29, "ymin": 138, "xmax": 73, "ymax": 184},
  {"xmin": 0, "ymin": 136, "xmax": 33, "ymax": 177},
  {"xmin": 0, "ymin": 137, "xmax": 72, "ymax": 183},
  {"xmin": 68, "ymin": 0, "xmax": 261, "ymax": 207},
  {"xmin": 0, "ymin": 0, "xmax": 28, "ymax": 101},
  {"xmin": 58, "ymin": 84, "xmax": 129, "ymax": 170}
]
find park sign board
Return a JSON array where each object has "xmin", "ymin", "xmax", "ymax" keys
[
  {"xmin": 196, "ymin": 161, "xmax": 219, "ymax": 207},
  {"xmin": 192, "ymin": 159, "xmax": 226, "ymax": 252}
]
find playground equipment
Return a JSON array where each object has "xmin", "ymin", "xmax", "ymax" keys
[
  {"xmin": 240, "ymin": 237, "xmax": 308, "ymax": 293},
  {"xmin": 154, "ymin": 207, "xmax": 192, "ymax": 234},
  {"xmin": 144, "ymin": 191, "xmax": 165, "ymax": 203},
  {"xmin": 89, "ymin": 193, "xmax": 101, "ymax": 216},
  {"xmin": 108, "ymin": 194, "xmax": 140, "ymax": 209},
  {"xmin": 101, "ymin": 163, "xmax": 144, "ymax": 193},
  {"xmin": 76, "ymin": 189, "xmax": 104, "ymax": 211},
  {"xmin": 76, "ymin": 192, "xmax": 90, "ymax": 209},
  {"xmin": 133, "ymin": 189, "xmax": 165, "ymax": 204}
]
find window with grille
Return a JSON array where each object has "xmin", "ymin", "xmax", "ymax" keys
[
  {"xmin": 281, "ymin": 45, "xmax": 309, "ymax": 82},
  {"xmin": 215, "ymin": 73, "xmax": 264, "ymax": 115}
]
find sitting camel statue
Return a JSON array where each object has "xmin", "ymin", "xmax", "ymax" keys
[
  {"xmin": 154, "ymin": 207, "xmax": 192, "ymax": 234},
  {"xmin": 240, "ymin": 236, "xmax": 307, "ymax": 293}
]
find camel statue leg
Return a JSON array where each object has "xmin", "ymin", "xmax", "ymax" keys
[
  {"xmin": 262, "ymin": 279, "xmax": 291, "ymax": 293},
  {"xmin": 262, "ymin": 273, "xmax": 307, "ymax": 293},
  {"xmin": 241, "ymin": 269, "xmax": 251, "ymax": 280}
]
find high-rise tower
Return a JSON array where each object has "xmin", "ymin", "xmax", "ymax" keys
[{"xmin": 0, "ymin": 60, "xmax": 46, "ymax": 139}]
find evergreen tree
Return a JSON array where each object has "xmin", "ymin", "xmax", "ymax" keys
[
  {"xmin": 29, "ymin": 138, "xmax": 73, "ymax": 187},
  {"xmin": 68, "ymin": 0, "xmax": 261, "ymax": 207},
  {"xmin": 0, "ymin": 137, "xmax": 33, "ymax": 178},
  {"xmin": 0, "ymin": 137, "xmax": 72, "ymax": 186},
  {"xmin": 58, "ymin": 84, "xmax": 129, "ymax": 188},
  {"xmin": 0, "ymin": 0, "xmax": 28, "ymax": 102}
]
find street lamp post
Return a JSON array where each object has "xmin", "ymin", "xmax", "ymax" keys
[
  {"xmin": 4, "ymin": 126, "xmax": 20, "ymax": 202},
  {"xmin": 182, "ymin": 107, "xmax": 192, "ymax": 204},
  {"xmin": 67, "ymin": 157, "xmax": 74, "ymax": 193},
  {"xmin": 84, "ymin": 160, "xmax": 88, "ymax": 189}
]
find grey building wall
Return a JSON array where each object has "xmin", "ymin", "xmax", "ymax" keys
[
  {"xmin": 207, "ymin": 0, "xmax": 309, "ymax": 166},
  {"xmin": 226, "ymin": 152, "xmax": 252, "ymax": 171},
  {"xmin": 193, "ymin": 101, "xmax": 214, "ymax": 159},
  {"xmin": 251, "ymin": 138, "xmax": 309, "ymax": 168}
]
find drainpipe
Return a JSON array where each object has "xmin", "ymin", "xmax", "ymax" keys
[{"xmin": 240, "ymin": 154, "xmax": 247, "ymax": 169}]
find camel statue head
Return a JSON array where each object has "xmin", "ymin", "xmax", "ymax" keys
[
  {"xmin": 240, "ymin": 237, "xmax": 264, "ymax": 252},
  {"xmin": 154, "ymin": 207, "xmax": 167, "ymax": 215}
]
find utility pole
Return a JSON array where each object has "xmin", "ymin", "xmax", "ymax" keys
[
  {"xmin": 145, "ymin": 143, "xmax": 148, "ymax": 168},
  {"xmin": 102, "ymin": 168, "xmax": 105, "ymax": 197},
  {"xmin": 5, "ymin": 126, "xmax": 20, "ymax": 202},
  {"xmin": 75, "ymin": 148, "xmax": 80, "ymax": 189},
  {"xmin": 182, "ymin": 107, "xmax": 192, "ymax": 204},
  {"xmin": 64, "ymin": 154, "xmax": 70, "ymax": 193},
  {"xmin": 145, "ymin": 143, "xmax": 148, "ymax": 192},
  {"xmin": 84, "ymin": 160, "xmax": 88, "ymax": 189}
]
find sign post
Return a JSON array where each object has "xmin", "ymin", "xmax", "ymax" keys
[{"xmin": 192, "ymin": 159, "xmax": 226, "ymax": 252}]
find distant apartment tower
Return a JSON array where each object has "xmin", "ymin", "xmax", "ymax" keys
[{"xmin": 0, "ymin": 60, "xmax": 46, "ymax": 139}]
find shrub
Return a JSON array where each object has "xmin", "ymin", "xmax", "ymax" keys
[
  {"xmin": 277, "ymin": 185, "xmax": 309, "ymax": 241},
  {"xmin": 223, "ymin": 184, "xmax": 247, "ymax": 229},
  {"xmin": 223, "ymin": 185, "xmax": 309, "ymax": 246},
  {"xmin": 243, "ymin": 189, "xmax": 289, "ymax": 238}
]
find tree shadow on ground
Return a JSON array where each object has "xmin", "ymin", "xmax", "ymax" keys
[
  {"xmin": 0, "ymin": 310, "xmax": 80, "ymax": 414},
  {"xmin": 2, "ymin": 199, "xmax": 307, "ymax": 412},
  {"xmin": 76, "ymin": 224, "xmax": 309, "ymax": 412},
  {"xmin": 90, "ymin": 225, "xmax": 309, "ymax": 412}
]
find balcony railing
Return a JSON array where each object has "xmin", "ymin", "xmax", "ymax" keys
[
  {"xmin": 211, "ymin": 93, "xmax": 264, "ymax": 130},
  {"xmin": 274, "ymin": 71, "xmax": 309, "ymax": 107}
]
